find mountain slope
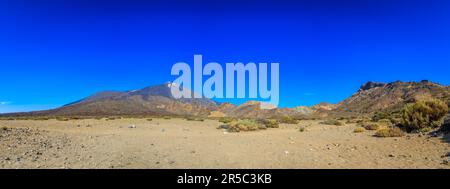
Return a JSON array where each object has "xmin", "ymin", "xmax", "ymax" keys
[
  {"xmin": 32, "ymin": 82, "xmax": 218, "ymax": 116},
  {"xmin": 334, "ymin": 80, "xmax": 450, "ymax": 114},
  {"xmin": 3, "ymin": 80, "xmax": 449, "ymax": 119},
  {"xmin": 211, "ymin": 101, "xmax": 302, "ymax": 119}
]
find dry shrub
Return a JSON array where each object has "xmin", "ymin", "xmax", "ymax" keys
[
  {"xmin": 186, "ymin": 117, "xmax": 205, "ymax": 122},
  {"xmin": 279, "ymin": 116, "xmax": 299, "ymax": 124},
  {"xmin": 219, "ymin": 117, "xmax": 234, "ymax": 124},
  {"xmin": 377, "ymin": 119, "xmax": 393, "ymax": 126},
  {"xmin": 375, "ymin": 127, "xmax": 405, "ymax": 137},
  {"xmin": 320, "ymin": 119, "xmax": 343, "ymax": 126},
  {"xmin": 106, "ymin": 116, "xmax": 122, "ymax": 120},
  {"xmin": 353, "ymin": 127, "xmax": 366, "ymax": 133},
  {"xmin": 299, "ymin": 127, "xmax": 306, "ymax": 132},
  {"xmin": 32, "ymin": 117, "xmax": 50, "ymax": 121},
  {"xmin": 56, "ymin": 117, "xmax": 69, "ymax": 121},
  {"xmin": 345, "ymin": 119, "xmax": 358, "ymax": 124},
  {"xmin": 401, "ymin": 99, "xmax": 448, "ymax": 131},
  {"xmin": 258, "ymin": 119, "xmax": 280, "ymax": 128},
  {"xmin": 358, "ymin": 122, "xmax": 380, "ymax": 130},
  {"xmin": 219, "ymin": 119, "xmax": 266, "ymax": 132}
]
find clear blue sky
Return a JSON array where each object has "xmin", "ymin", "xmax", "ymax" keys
[{"xmin": 1, "ymin": 0, "xmax": 450, "ymax": 113}]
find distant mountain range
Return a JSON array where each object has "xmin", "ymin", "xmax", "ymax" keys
[{"xmin": 3, "ymin": 80, "xmax": 449, "ymax": 118}]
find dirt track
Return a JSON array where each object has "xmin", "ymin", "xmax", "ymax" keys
[{"xmin": 0, "ymin": 118, "xmax": 449, "ymax": 169}]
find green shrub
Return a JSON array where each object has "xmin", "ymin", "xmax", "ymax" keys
[
  {"xmin": 299, "ymin": 127, "xmax": 306, "ymax": 132},
  {"xmin": 279, "ymin": 116, "xmax": 299, "ymax": 124},
  {"xmin": 401, "ymin": 99, "xmax": 448, "ymax": 131},
  {"xmin": 372, "ymin": 111, "xmax": 390, "ymax": 122},
  {"xmin": 320, "ymin": 119, "xmax": 343, "ymax": 126},
  {"xmin": 147, "ymin": 118, "xmax": 153, "ymax": 121},
  {"xmin": 375, "ymin": 127, "xmax": 404, "ymax": 137}
]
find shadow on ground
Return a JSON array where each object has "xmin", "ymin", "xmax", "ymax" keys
[{"xmin": 438, "ymin": 118, "xmax": 450, "ymax": 144}]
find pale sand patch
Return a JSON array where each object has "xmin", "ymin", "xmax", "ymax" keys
[{"xmin": 0, "ymin": 118, "xmax": 448, "ymax": 169}]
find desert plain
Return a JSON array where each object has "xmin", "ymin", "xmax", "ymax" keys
[{"xmin": 0, "ymin": 118, "xmax": 449, "ymax": 169}]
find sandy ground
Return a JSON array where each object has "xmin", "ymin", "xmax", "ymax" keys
[{"xmin": 0, "ymin": 118, "xmax": 449, "ymax": 169}]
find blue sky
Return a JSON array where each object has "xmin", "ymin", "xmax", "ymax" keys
[{"xmin": 1, "ymin": 0, "xmax": 450, "ymax": 113}]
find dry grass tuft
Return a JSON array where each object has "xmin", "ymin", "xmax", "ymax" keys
[
  {"xmin": 375, "ymin": 127, "xmax": 405, "ymax": 137},
  {"xmin": 320, "ymin": 119, "xmax": 343, "ymax": 126},
  {"xmin": 353, "ymin": 127, "xmax": 366, "ymax": 133}
]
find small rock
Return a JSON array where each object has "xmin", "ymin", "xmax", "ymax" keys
[
  {"xmin": 388, "ymin": 154, "xmax": 395, "ymax": 158},
  {"xmin": 284, "ymin": 151, "xmax": 289, "ymax": 155},
  {"xmin": 129, "ymin": 125, "xmax": 136, "ymax": 129}
]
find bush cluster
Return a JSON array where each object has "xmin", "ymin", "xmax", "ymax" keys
[{"xmin": 401, "ymin": 99, "xmax": 448, "ymax": 131}]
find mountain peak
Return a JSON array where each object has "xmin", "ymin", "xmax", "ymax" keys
[
  {"xmin": 42, "ymin": 83, "xmax": 218, "ymax": 116},
  {"xmin": 358, "ymin": 81, "xmax": 387, "ymax": 91}
]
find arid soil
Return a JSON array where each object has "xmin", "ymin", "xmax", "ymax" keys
[{"xmin": 0, "ymin": 118, "xmax": 449, "ymax": 169}]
